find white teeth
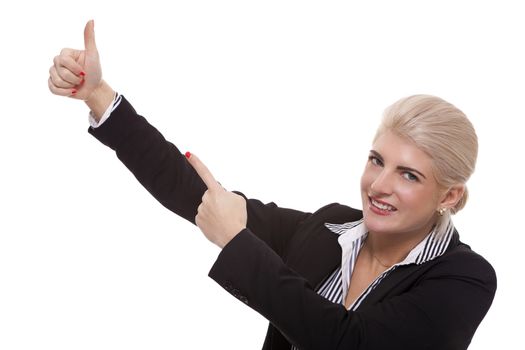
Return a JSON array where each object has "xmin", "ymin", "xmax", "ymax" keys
[{"xmin": 371, "ymin": 198, "xmax": 396, "ymax": 211}]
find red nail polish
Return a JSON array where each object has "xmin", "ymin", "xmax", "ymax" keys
[
  {"xmin": 79, "ymin": 71, "xmax": 86, "ymax": 77},
  {"xmin": 71, "ymin": 89, "xmax": 77, "ymax": 95},
  {"xmin": 185, "ymin": 151, "xmax": 191, "ymax": 159}
]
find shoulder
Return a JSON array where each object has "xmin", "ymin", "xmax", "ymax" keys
[
  {"xmin": 309, "ymin": 202, "xmax": 363, "ymax": 224},
  {"xmin": 428, "ymin": 239, "xmax": 497, "ymax": 291}
]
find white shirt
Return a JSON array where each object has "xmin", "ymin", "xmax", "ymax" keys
[{"xmin": 88, "ymin": 92, "xmax": 122, "ymax": 128}]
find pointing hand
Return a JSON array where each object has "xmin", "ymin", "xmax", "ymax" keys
[{"xmin": 186, "ymin": 152, "xmax": 247, "ymax": 248}]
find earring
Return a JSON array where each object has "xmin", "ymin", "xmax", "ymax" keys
[{"xmin": 438, "ymin": 208, "xmax": 446, "ymax": 216}]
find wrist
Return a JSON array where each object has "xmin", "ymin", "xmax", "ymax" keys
[
  {"xmin": 220, "ymin": 226, "xmax": 246, "ymax": 249},
  {"xmin": 85, "ymin": 80, "xmax": 115, "ymax": 122}
]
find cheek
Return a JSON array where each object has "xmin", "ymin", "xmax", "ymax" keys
[
  {"xmin": 396, "ymin": 185, "xmax": 437, "ymax": 211},
  {"xmin": 396, "ymin": 186, "xmax": 420, "ymax": 205}
]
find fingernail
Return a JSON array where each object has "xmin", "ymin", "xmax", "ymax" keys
[
  {"xmin": 71, "ymin": 89, "xmax": 77, "ymax": 95},
  {"xmin": 185, "ymin": 151, "xmax": 191, "ymax": 159},
  {"xmin": 79, "ymin": 71, "xmax": 86, "ymax": 77}
]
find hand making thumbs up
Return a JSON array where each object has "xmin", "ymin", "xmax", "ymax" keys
[
  {"xmin": 48, "ymin": 20, "xmax": 102, "ymax": 101},
  {"xmin": 185, "ymin": 152, "xmax": 248, "ymax": 248}
]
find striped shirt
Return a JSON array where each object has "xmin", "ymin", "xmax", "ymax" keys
[{"xmin": 291, "ymin": 219, "xmax": 455, "ymax": 350}]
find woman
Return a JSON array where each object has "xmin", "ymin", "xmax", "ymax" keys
[{"xmin": 48, "ymin": 21, "xmax": 496, "ymax": 349}]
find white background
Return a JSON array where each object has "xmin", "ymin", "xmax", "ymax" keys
[{"xmin": 1, "ymin": 1, "xmax": 523, "ymax": 348}]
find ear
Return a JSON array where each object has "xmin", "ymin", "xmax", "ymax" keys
[{"xmin": 439, "ymin": 184, "xmax": 465, "ymax": 210}]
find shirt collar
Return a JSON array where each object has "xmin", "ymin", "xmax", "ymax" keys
[{"xmin": 324, "ymin": 218, "xmax": 455, "ymax": 266}]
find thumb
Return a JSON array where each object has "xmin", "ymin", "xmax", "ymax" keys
[
  {"xmin": 185, "ymin": 152, "xmax": 222, "ymax": 191},
  {"xmin": 84, "ymin": 19, "xmax": 97, "ymax": 52}
]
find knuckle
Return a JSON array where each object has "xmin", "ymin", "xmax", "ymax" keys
[
  {"xmin": 57, "ymin": 67, "xmax": 69, "ymax": 80},
  {"xmin": 197, "ymin": 202, "xmax": 206, "ymax": 214},
  {"xmin": 50, "ymin": 75, "xmax": 66, "ymax": 88},
  {"xmin": 47, "ymin": 78, "xmax": 55, "ymax": 92},
  {"xmin": 47, "ymin": 80, "xmax": 65, "ymax": 96}
]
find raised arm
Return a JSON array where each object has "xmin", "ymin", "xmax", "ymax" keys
[
  {"xmin": 48, "ymin": 20, "xmax": 312, "ymax": 255},
  {"xmin": 47, "ymin": 20, "xmax": 204, "ymax": 222}
]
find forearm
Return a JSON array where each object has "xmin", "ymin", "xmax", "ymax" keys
[
  {"xmin": 209, "ymin": 229, "xmax": 357, "ymax": 349},
  {"xmin": 87, "ymin": 96, "xmax": 208, "ymax": 224}
]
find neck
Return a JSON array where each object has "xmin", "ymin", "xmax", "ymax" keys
[{"xmin": 365, "ymin": 221, "xmax": 436, "ymax": 267}]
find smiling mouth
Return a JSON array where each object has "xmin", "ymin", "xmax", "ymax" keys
[{"xmin": 369, "ymin": 197, "xmax": 397, "ymax": 212}]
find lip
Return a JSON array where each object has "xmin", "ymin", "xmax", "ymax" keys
[{"xmin": 368, "ymin": 196, "xmax": 397, "ymax": 216}]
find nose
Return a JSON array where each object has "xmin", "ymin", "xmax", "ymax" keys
[{"xmin": 370, "ymin": 169, "xmax": 394, "ymax": 196}]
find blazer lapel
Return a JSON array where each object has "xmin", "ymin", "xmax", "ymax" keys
[{"xmin": 285, "ymin": 222, "xmax": 342, "ymax": 290}]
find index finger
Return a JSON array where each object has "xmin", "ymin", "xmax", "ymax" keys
[{"xmin": 185, "ymin": 152, "xmax": 222, "ymax": 191}]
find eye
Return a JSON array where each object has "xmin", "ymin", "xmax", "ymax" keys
[
  {"xmin": 368, "ymin": 155, "xmax": 383, "ymax": 166},
  {"xmin": 402, "ymin": 172, "xmax": 419, "ymax": 182}
]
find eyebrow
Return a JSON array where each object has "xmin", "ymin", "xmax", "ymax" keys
[{"xmin": 370, "ymin": 150, "xmax": 427, "ymax": 179}]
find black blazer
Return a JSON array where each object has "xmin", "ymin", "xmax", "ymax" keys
[{"xmin": 89, "ymin": 96, "xmax": 497, "ymax": 350}]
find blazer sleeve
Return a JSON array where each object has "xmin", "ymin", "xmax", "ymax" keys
[
  {"xmin": 209, "ymin": 229, "xmax": 497, "ymax": 350},
  {"xmin": 87, "ymin": 96, "xmax": 311, "ymax": 255}
]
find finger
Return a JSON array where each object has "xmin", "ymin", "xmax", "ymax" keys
[
  {"xmin": 54, "ymin": 54, "xmax": 85, "ymax": 82},
  {"xmin": 185, "ymin": 152, "xmax": 222, "ymax": 191},
  {"xmin": 60, "ymin": 48, "xmax": 82, "ymax": 61},
  {"xmin": 84, "ymin": 19, "xmax": 97, "ymax": 53},
  {"xmin": 49, "ymin": 66, "xmax": 77, "ymax": 89},
  {"xmin": 195, "ymin": 202, "xmax": 207, "ymax": 226},
  {"xmin": 48, "ymin": 77, "xmax": 76, "ymax": 97}
]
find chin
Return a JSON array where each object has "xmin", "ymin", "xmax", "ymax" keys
[
  {"xmin": 364, "ymin": 220, "xmax": 391, "ymax": 235},
  {"xmin": 363, "ymin": 210, "xmax": 399, "ymax": 235}
]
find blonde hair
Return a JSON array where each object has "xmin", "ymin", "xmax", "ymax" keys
[{"xmin": 374, "ymin": 95, "xmax": 478, "ymax": 226}]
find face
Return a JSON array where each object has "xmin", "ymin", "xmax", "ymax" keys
[{"xmin": 360, "ymin": 131, "xmax": 445, "ymax": 238}]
